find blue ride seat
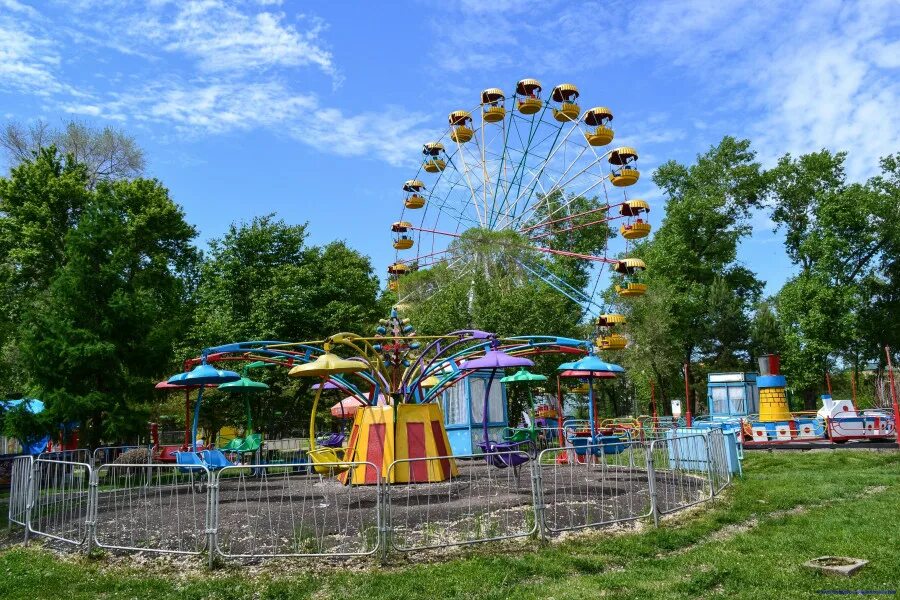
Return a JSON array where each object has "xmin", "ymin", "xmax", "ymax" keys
[
  {"xmin": 477, "ymin": 440, "xmax": 532, "ymax": 469},
  {"xmin": 570, "ymin": 435, "xmax": 628, "ymax": 456},
  {"xmin": 200, "ymin": 449, "xmax": 234, "ymax": 470},
  {"xmin": 318, "ymin": 432, "xmax": 345, "ymax": 448},
  {"xmin": 175, "ymin": 451, "xmax": 206, "ymax": 473}
]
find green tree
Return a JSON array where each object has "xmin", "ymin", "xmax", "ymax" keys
[
  {"xmin": 186, "ymin": 214, "xmax": 384, "ymax": 437},
  {"xmin": 615, "ymin": 137, "xmax": 767, "ymax": 404},
  {"xmin": 20, "ymin": 176, "xmax": 198, "ymax": 445},
  {"xmin": 0, "ymin": 148, "xmax": 92, "ymax": 394},
  {"xmin": 769, "ymin": 151, "xmax": 900, "ymax": 406}
]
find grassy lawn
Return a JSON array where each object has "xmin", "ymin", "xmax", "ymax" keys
[{"xmin": 1, "ymin": 450, "xmax": 898, "ymax": 599}]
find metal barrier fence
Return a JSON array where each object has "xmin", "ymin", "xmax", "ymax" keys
[
  {"xmin": 7, "ymin": 430, "xmax": 736, "ymax": 562},
  {"xmin": 92, "ymin": 446, "xmax": 151, "ymax": 467},
  {"xmin": 647, "ymin": 434, "xmax": 714, "ymax": 518},
  {"xmin": 39, "ymin": 448, "xmax": 91, "ymax": 465},
  {"xmin": 215, "ymin": 461, "xmax": 380, "ymax": 558},
  {"xmin": 30, "ymin": 458, "xmax": 92, "ymax": 545},
  {"xmin": 537, "ymin": 441, "xmax": 653, "ymax": 533},
  {"xmin": 93, "ymin": 463, "xmax": 210, "ymax": 554},
  {"xmin": 7, "ymin": 455, "xmax": 33, "ymax": 528},
  {"xmin": 387, "ymin": 452, "xmax": 536, "ymax": 551}
]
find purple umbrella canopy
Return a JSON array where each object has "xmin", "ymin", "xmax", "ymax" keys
[
  {"xmin": 311, "ymin": 381, "xmax": 341, "ymax": 391},
  {"xmin": 460, "ymin": 350, "xmax": 534, "ymax": 370}
]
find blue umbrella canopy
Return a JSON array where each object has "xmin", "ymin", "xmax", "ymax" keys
[
  {"xmin": 557, "ymin": 355, "xmax": 624, "ymax": 373},
  {"xmin": 167, "ymin": 363, "xmax": 241, "ymax": 386}
]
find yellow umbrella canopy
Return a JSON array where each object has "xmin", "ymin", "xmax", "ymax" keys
[
  {"xmin": 288, "ymin": 353, "xmax": 368, "ymax": 378},
  {"xmin": 420, "ymin": 375, "xmax": 441, "ymax": 387}
]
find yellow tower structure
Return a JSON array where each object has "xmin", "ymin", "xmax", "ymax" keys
[{"xmin": 757, "ymin": 375, "xmax": 792, "ymax": 422}]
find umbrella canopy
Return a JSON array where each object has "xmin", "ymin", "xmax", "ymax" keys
[
  {"xmin": 167, "ymin": 363, "xmax": 241, "ymax": 386},
  {"xmin": 0, "ymin": 398, "xmax": 44, "ymax": 414},
  {"xmin": 461, "ymin": 350, "xmax": 534, "ymax": 370},
  {"xmin": 420, "ymin": 375, "xmax": 441, "ymax": 387},
  {"xmin": 218, "ymin": 376, "xmax": 269, "ymax": 393},
  {"xmin": 289, "ymin": 353, "xmax": 368, "ymax": 377},
  {"xmin": 311, "ymin": 381, "xmax": 341, "ymax": 391},
  {"xmin": 330, "ymin": 394, "xmax": 391, "ymax": 418},
  {"xmin": 557, "ymin": 355, "xmax": 624, "ymax": 373},
  {"xmin": 500, "ymin": 368, "xmax": 547, "ymax": 384},
  {"xmin": 559, "ymin": 370, "xmax": 618, "ymax": 379},
  {"xmin": 155, "ymin": 380, "xmax": 199, "ymax": 390}
]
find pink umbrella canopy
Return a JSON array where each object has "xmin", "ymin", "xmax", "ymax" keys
[{"xmin": 330, "ymin": 395, "xmax": 391, "ymax": 418}]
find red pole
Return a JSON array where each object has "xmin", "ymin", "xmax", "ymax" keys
[
  {"xmin": 884, "ymin": 346, "xmax": 900, "ymax": 444},
  {"xmin": 825, "ymin": 371, "xmax": 833, "ymax": 396},
  {"xmin": 850, "ymin": 369, "xmax": 858, "ymax": 410},
  {"xmin": 649, "ymin": 379, "xmax": 658, "ymax": 428},
  {"xmin": 683, "ymin": 362, "xmax": 693, "ymax": 427},
  {"xmin": 555, "ymin": 376, "xmax": 565, "ymax": 448}
]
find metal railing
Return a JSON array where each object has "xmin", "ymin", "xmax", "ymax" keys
[
  {"xmin": 215, "ymin": 461, "xmax": 380, "ymax": 558},
  {"xmin": 39, "ymin": 448, "xmax": 91, "ymax": 465},
  {"xmin": 30, "ymin": 458, "xmax": 92, "ymax": 545},
  {"xmin": 92, "ymin": 445, "xmax": 151, "ymax": 467},
  {"xmin": 92, "ymin": 463, "xmax": 210, "ymax": 555},
  {"xmin": 7, "ymin": 430, "xmax": 736, "ymax": 563},
  {"xmin": 7, "ymin": 455, "xmax": 33, "ymax": 528},
  {"xmin": 647, "ymin": 434, "xmax": 714, "ymax": 517},
  {"xmin": 537, "ymin": 441, "xmax": 653, "ymax": 533},
  {"xmin": 386, "ymin": 452, "xmax": 536, "ymax": 551}
]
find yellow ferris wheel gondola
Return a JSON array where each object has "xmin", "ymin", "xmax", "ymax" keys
[
  {"xmin": 481, "ymin": 88, "xmax": 506, "ymax": 123},
  {"xmin": 516, "ymin": 78, "xmax": 543, "ymax": 115},
  {"xmin": 403, "ymin": 179, "xmax": 426, "ymax": 209},
  {"xmin": 608, "ymin": 146, "xmax": 640, "ymax": 187},
  {"xmin": 595, "ymin": 313, "xmax": 627, "ymax": 351},
  {"xmin": 550, "ymin": 83, "xmax": 580, "ymax": 122},
  {"xmin": 449, "ymin": 110, "xmax": 474, "ymax": 143},
  {"xmin": 422, "ymin": 143, "xmax": 446, "ymax": 173},
  {"xmin": 619, "ymin": 198, "xmax": 651, "ymax": 239},
  {"xmin": 388, "ymin": 262, "xmax": 411, "ymax": 276},
  {"xmin": 583, "ymin": 107, "xmax": 614, "ymax": 146},
  {"xmin": 613, "ymin": 257, "xmax": 647, "ymax": 298},
  {"xmin": 391, "ymin": 221, "xmax": 414, "ymax": 250}
]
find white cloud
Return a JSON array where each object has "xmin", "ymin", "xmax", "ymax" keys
[
  {"xmin": 1, "ymin": 1, "xmax": 437, "ymax": 166},
  {"xmin": 0, "ymin": 15, "xmax": 66, "ymax": 96},
  {"xmin": 429, "ymin": 0, "xmax": 900, "ymax": 179},
  {"xmin": 60, "ymin": 80, "xmax": 432, "ymax": 166}
]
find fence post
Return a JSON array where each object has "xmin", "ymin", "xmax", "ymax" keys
[
  {"xmin": 378, "ymin": 466, "xmax": 390, "ymax": 563},
  {"xmin": 206, "ymin": 470, "xmax": 218, "ymax": 569},
  {"xmin": 703, "ymin": 435, "xmax": 716, "ymax": 499},
  {"xmin": 645, "ymin": 442, "xmax": 660, "ymax": 528},
  {"xmin": 529, "ymin": 458, "xmax": 547, "ymax": 541},
  {"xmin": 24, "ymin": 460, "xmax": 37, "ymax": 544},
  {"xmin": 84, "ymin": 467, "xmax": 98, "ymax": 555}
]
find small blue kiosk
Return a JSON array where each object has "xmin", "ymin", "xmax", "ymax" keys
[
  {"xmin": 437, "ymin": 371, "xmax": 509, "ymax": 456},
  {"xmin": 706, "ymin": 372, "xmax": 759, "ymax": 418}
]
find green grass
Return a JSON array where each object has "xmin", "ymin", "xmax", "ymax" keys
[{"xmin": 1, "ymin": 451, "xmax": 899, "ymax": 599}]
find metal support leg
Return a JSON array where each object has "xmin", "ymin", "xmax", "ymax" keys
[{"xmin": 646, "ymin": 445, "xmax": 660, "ymax": 528}]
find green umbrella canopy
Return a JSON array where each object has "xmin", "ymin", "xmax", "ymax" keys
[
  {"xmin": 500, "ymin": 368, "xmax": 548, "ymax": 384},
  {"xmin": 218, "ymin": 376, "xmax": 269, "ymax": 393}
]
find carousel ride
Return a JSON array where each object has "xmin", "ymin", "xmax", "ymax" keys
[{"xmin": 153, "ymin": 79, "xmax": 661, "ymax": 482}]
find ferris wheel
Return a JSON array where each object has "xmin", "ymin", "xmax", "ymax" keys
[{"xmin": 387, "ymin": 78, "xmax": 651, "ymax": 348}]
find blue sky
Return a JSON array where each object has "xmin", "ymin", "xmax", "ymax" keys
[{"xmin": 1, "ymin": 0, "xmax": 898, "ymax": 296}]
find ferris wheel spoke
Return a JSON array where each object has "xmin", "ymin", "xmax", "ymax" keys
[{"xmin": 389, "ymin": 78, "xmax": 648, "ymax": 321}]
